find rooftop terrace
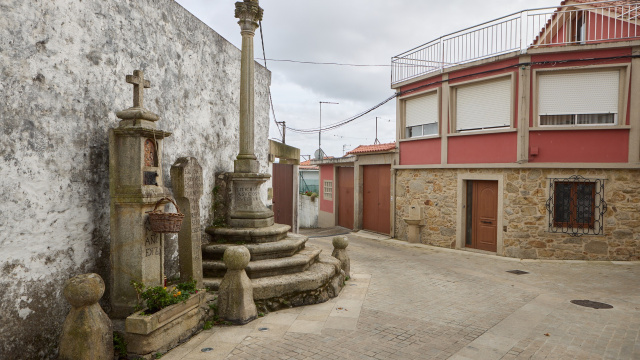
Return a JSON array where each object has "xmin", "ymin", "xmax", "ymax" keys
[{"xmin": 391, "ymin": 0, "xmax": 640, "ymax": 85}]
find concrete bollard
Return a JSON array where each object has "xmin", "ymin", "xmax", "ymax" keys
[
  {"xmin": 331, "ymin": 236, "xmax": 350, "ymax": 278},
  {"xmin": 217, "ymin": 246, "xmax": 257, "ymax": 324},
  {"xmin": 59, "ymin": 273, "xmax": 113, "ymax": 360}
]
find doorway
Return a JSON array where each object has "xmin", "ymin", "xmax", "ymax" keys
[
  {"xmin": 273, "ymin": 163, "xmax": 294, "ymax": 227},
  {"xmin": 337, "ymin": 167, "xmax": 354, "ymax": 229},
  {"xmin": 465, "ymin": 180, "xmax": 498, "ymax": 252},
  {"xmin": 362, "ymin": 164, "xmax": 391, "ymax": 234}
]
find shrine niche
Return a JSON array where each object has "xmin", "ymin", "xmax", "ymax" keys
[{"xmin": 144, "ymin": 139, "xmax": 157, "ymax": 167}]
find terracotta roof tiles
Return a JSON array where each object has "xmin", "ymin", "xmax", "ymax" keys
[{"xmin": 346, "ymin": 142, "xmax": 396, "ymax": 155}]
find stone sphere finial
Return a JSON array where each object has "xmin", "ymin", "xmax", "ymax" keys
[
  {"xmin": 223, "ymin": 246, "xmax": 251, "ymax": 270},
  {"xmin": 333, "ymin": 236, "xmax": 349, "ymax": 250},
  {"xmin": 63, "ymin": 273, "xmax": 105, "ymax": 308}
]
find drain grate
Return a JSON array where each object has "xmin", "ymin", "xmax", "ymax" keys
[
  {"xmin": 506, "ymin": 270, "xmax": 529, "ymax": 275},
  {"xmin": 258, "ymin": 327, "xmax": 269, "ymax": 332},
  {"xmin": 570, "ymin": 300, "xmax": 613, "ymax": 309},
  {"xmin": 201, "ymin": 348, "xmax": 214, "ymax": 352}
]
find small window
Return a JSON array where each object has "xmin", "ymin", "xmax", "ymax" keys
[
  {"xmin": 323, "ymin": 180, "xmax": 333, "ymax": 201},
  {"xmin": 546, "ymin": 175, "xmax": 606, "ymax": 236},
  {"xmin": 405, "ymin": 92, "xmax": 438, "ymax": 138}
]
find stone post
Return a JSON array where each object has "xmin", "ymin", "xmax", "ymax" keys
[
  {"xmin": 217, "ymin": 246, "xmax": 258, "ymax": 324},
  {"xmin": 331, "ymin": 236, "xmax": 350, "ymax": 278},
  {"xmin": 234, "ymin": 0, "xmax": 263, "ymax": 174},
  {"xmin": 404, "ymin": 205, "xmax": 423, "ymax": 244},
  {"xmin": 59, "ymin": 273, "xmax": 113, "ymax": 360},
  {"xmin": 171, "ymin": 157, "xmax": 204, "ymax": 288}
]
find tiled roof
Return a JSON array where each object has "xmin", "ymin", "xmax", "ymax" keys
[
  {"xmin": 299, "ymin": 159, "xmax": 318, "ymax": 170},
  {"xmin": 346, "ymin": 142, "xmax": 396, "ymax": 155}
]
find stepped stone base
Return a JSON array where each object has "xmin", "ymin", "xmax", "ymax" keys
[
  {"xmin": 205, "ymin": 223, "xmax": 290, "ymax": 244},
  {"xmin": 203, "ymin": 246, "xmax": 321, "ymax": 279},
  {"xmin": 202, "ymin": 233, "xmax": 307, "ymax": 261}
]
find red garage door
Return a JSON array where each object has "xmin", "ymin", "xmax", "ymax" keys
[{"xmin": 362, "ymin": 165, "xmax": 391, "ymax": 234}]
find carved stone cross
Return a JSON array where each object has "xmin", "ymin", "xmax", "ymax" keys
[{"xmin": 125, "ymin": 70, "xmax": 150, "ymax": 108}]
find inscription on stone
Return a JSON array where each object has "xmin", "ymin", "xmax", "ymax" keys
[
  {"xmin": 171, "ymin": 157, "xmax": 204, "ymax": 287},
  {"xmin": 144, "ymin": 220, "xmax": 161, "ymax": 258}
]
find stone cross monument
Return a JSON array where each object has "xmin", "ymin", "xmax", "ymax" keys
[
  {"xmin": 109, "ymin": 70, "xmax": 171, "ymax": 318},
  {"xmin": 226, "ymin": 0, "xmax": 274, "ymax": 229},
  {"xmin": 171, "ymin": 157, "xmax": 204, "ymax": 287}
]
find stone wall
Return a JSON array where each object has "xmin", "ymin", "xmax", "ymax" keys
[
  {"xmin": 0, "ymin": 0, "xmax": 270, "ymax": 358},
  {"xmin": 395, "ymin": 168, "xmax": 640, "ymax": 261}
]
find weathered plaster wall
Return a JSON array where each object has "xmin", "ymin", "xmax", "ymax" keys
[
  {"xmin": 395, "ymin": 168, "xmax": 640, "ymax": 261},
  {"xmin": 0, "ymin": 1, "xmax": 270, "ymax": 358},
  {"xmin": 299, "ymin": 194, "xmax": 319, "ymax": 228}
]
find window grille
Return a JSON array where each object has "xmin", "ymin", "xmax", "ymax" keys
[
  {"xmin": 545, "ymin": 175, "xmax": 606, "ymax": 236},
  {"xmin": 323, "ymin": 180, "xmax": 333, "ymax": 201}
]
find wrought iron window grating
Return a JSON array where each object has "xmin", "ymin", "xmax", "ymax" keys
[{"xmin": 545, "ymin": 175, "xmax": 606, "ymax": 236}]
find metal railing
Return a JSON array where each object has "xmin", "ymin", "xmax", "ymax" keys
[{"xmin": 392, "ymin": 1, "xmax": 640, "ymax": 85}]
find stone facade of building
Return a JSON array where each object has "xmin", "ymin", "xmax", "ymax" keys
[{"xmin": 395, "ymin": 168, "xmax": 640, "ymax": 261}]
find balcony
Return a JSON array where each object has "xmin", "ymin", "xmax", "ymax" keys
[{"xmin": 391, "ymin": 0, "xmax": 640, "ymax": 85}]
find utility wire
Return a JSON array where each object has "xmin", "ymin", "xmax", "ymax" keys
[
  {"xmin": 286, "ymin": 54, "xmax": 640, "ymax": 134},
  {"xmin": 254, "ymin": 58, "xmax": 391, "ymax": 67},
  {"xmin": 258, "ymin": 21, "xmax": 283, "ymax": 141}
]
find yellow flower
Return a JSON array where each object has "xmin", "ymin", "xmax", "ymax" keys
[
  {"xmin": 163, "ymin": 287, "xmax": 167, "ymax": 290},
  {"xmin": 177, "ymin": 291, "xmax": 181, "ymax": 296}
]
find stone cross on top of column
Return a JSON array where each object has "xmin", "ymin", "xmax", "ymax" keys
[
  {"xmin": 126, "ymin": 70, "xmax": 150, "ymax": 109},
  {"xmin": 116, "ymin": 69, "xmax": 159, "ymax": 122}
]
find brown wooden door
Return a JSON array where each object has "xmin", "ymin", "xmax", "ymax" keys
[
  {"xmin": 272, "ymin": 163, "xmax": 293, "ymax": 227},
  {"xmin": 362, "ymin": 165, "xmax": 391, "ymax": 234},
  {"xmin": 337, "ymin": 167, "xmax": 354, "ymax": 229},
  {"xmin": 469, "ymin": 180, "xmax": 498, "ymax": 252}
]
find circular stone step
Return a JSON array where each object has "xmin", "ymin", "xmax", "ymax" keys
[
  {"xmin": 205, "ymin": 223, "xmax": 290, "ymax": 244},
  {"xmin": 202, "ymin": 233, "xmax": 307, "ymax": 261}
]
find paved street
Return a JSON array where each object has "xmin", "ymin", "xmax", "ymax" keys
[{"xmin": 164, "ymin": 230, "xmax": 640, "ymax": 360}]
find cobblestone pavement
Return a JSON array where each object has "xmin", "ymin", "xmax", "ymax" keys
[{"xmin": 164, "ymin": 231, "xmax": 640, "ymax": 360}]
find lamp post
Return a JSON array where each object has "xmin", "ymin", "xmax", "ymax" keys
[{"xmin": 318, "ymin": 101, "xmax": 339, "ymax": 159}]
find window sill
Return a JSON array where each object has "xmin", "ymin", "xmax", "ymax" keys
[
  {"xmin": 530, "ymin": 125, "xmax": 630, "ymax": 131},
  {"xmin": 447, "ymin": 128, "xmax": 516, "ymax": 137},
  {"xmin": 399, "ymin": 135, "xmax": 441, "ymax": 143}
]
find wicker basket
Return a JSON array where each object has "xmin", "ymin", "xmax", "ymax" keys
[{"xmin": 146, "ymin": 197, "xmax": 185, "ymax": 233}]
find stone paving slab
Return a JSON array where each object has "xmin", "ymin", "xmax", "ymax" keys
[{"xmin": 164, "ymin": 231, "xmax": 640, "ymax": 359}]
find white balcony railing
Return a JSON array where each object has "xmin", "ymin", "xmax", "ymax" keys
[{"xmin": 391, "ymin": 1, "xmax": 640, "ymax": 85}]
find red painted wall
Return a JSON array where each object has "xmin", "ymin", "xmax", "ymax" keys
[
  {"xmin": 529, "ymin": 129, "xmax": 629, "ymax": 163},
  {"xmin": 448, "ymin": 58, "xmax": 519, "ymax": 85},
  {"xmin": 448, "ymin": 132, "xmax": 518, "ymax": 164},
  {"xmin": 399, "ymin": 138, "xmax": 441, "ymax": 165},
  {"xmin": 319, "ymin": 164, "xmax": 333, "ymax": 213}
]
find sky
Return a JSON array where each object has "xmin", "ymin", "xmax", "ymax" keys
[{"xmin": 174, "ymin": 0, "xmax": 561, "ymax": 159}]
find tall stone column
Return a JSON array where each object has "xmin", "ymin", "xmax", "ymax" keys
[{"xmin": 234, "ymin": 0, "xmax": 263, "ymax": 174}]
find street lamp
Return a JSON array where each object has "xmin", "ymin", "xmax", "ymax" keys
[{"xmin": 318, "ymin": 101, "xmax": 339, "ymax": 159}]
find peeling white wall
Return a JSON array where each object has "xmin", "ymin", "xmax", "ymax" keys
[{"xmin": 0, "ymin": 0, "xmax": 270, "ymax": 358}]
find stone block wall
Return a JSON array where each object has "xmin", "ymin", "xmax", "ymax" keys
[
  {"xmin": 0, "ymin": 0, "xmax": 270, "ymax": 358},
  {"xmin": 395, "ymin": 168, "xmax": 640, "ymax": 261}
]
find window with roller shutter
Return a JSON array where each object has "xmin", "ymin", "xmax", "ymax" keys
[{"xmin": 454, "ymin": 76, "xmax": 512, "ymax": 132}]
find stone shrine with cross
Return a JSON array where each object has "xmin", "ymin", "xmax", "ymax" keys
[{"xmin": 109, "ymin": 70, "xmax": 172, "ymax": 318}]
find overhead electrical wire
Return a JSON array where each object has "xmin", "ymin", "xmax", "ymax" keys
[
  {"xmin": 285, "ymin": 54, "xmax": 640, "ymax": 134},
  {"xmin": 258, "ymin": 21, "xmax": 283, "ymax": 141},
  {"xmin": 254, "ymin": 58, "xmax": 391, "ymax": 67}
]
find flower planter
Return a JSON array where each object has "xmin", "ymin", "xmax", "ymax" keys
[{"xmin": 124, "ymin": 292, "xmax": 207, "ymax": 356}]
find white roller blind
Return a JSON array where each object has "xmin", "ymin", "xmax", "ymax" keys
[
  {"xmin": 456, "ymin": 77, "xmax": 511, "ymax": 131},
  {"xmin": 405, "ymin": 93, "xmax": 438, "ymax": 127},
  {"xmin": 538, "ymin": 70, "xmax": 619, "ymax": 115}
]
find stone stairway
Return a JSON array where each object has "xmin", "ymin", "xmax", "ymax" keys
[{"xmin": 202, "ymin": 224, "xmax": 344, "ymax": 311}]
